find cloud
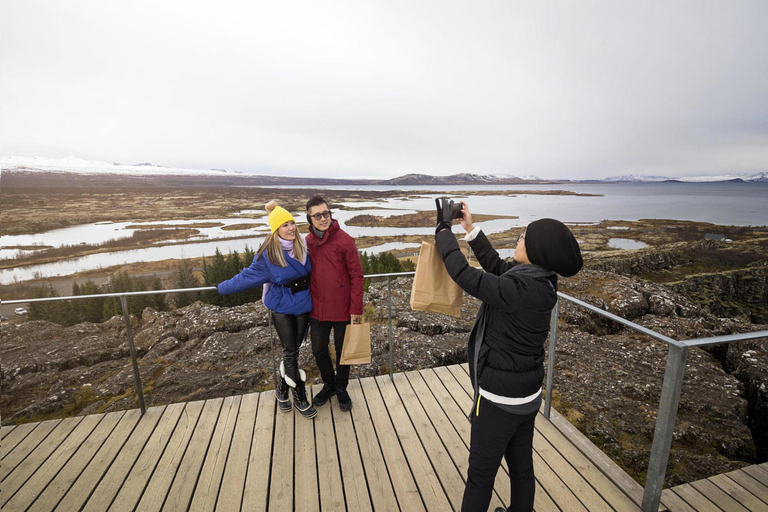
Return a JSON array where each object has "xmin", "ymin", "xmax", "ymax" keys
[{"xmin": 1, "ymin": 0, "xmax": 767, "ymax": 179}]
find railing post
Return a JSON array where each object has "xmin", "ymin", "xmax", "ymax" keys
[
  {"xmin": 120, "ymin": 295, "xmax": 146, "ymax": 415},
  {"xmin": 544, "ymin": 298, "xmax": 559, "ymax": 419},
  {"xmin": 641, "ymin": 344, "xmax": 688, "ymax": 512},
  {"xmin": 388, "ymin": 276, "xmax": 394, "ymax": 382}
]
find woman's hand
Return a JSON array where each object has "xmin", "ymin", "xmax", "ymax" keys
[
  {"xmin": 459, "ymin": 201, "xmax": 474, "ymax": 233},
  {"xmin": 435, "ymin": 198, "xmax": 454, "ymax": 234}
]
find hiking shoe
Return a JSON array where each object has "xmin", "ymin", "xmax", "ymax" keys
[
  {"xmin": 337, "ymin": 388, "xmax": 352, "ymax": 412},
  {"xmin": 313, "ymin": 383, "xmax": 336, "ymax": 407},
  {"xmin": 276, "ymin": 378, "xmax": 292, "ymax": 413}
]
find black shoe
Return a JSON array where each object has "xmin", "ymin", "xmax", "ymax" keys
[
  {"xmin": 276, "ymin": 378, "xmax": 292, "ymax": 413},
  {"xmin": 337, "ymin": 388, "xmax": 352, "ymax": 412},
  {"xmin": 292, "ymin": 382, "xmax": 317, "ymax": 419},
  {"xmin": 494, "ymin": 508, "xmax": 508, "ymax": 512},
  {"xmin": 313, "ymin": 383, "xmax": 336, "ymax": 407}
]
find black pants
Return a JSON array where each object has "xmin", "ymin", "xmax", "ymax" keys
[
  {"xmin": 271, "ymin": 312, "xmax": 309, "ymax": 384},
  {"xmin": 310, "ymin": 319, "xmax": 351, "ymax": 389},
  {"xmin": 461, "ymin": 396, "xmax": 538, "ymax": 512}
]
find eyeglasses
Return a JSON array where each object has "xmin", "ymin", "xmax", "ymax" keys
[
  {"xmin": 310, "ymin": 210, "xmax": 332, "ymax": 221},
  {"xmin": 517, "ymin": 232, "xmax": 526, "ymax": 243}
]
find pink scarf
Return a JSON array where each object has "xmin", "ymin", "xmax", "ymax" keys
[{"xmin": 262, "ymin": 235, "xmax": 306, "ymax": 301}]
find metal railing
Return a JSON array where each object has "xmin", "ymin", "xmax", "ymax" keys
[
  {"xmin": 3, "ymin": 273, "xmax": 768, "ymax": 512},
  {"xmin": 544, "ymin": 293, "xmax": 768, "ymax": 512}
]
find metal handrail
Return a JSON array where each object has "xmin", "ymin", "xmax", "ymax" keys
[
  {"xmin": 545, "ymin": 293, "xmax": 768, "ymax": 512},
  {"xmin": 4, "ymin": 272, "xmax": 767, "ymax": 512}
]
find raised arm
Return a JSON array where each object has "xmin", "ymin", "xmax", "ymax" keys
[
  {"xmin": 468, "ymin": 230, "xmax": 516, "ymax": 276},
  {"xmin": 217, "ymin": 254, "xmax": 271, "ymax": 295},
  {"xmin": 435, "ymin": 229, "xmax": 524, "ymax": 313}
]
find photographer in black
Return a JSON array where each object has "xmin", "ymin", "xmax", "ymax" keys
[{"xmin": 434, "ymin": 198, "xmax": 582, "ymax": 512}]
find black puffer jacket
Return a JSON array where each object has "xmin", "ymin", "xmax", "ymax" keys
[{"xmin": 436, "ymin": 229, "xmax": 557, "ymax": 399}]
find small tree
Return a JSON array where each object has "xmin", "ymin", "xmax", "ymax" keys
[
  {"xmin": 173, "ymin": 257, "xmax": 200, "ymax": 308},
  {"xmin": 73, "ymin": 279, "xmax": 105, "ymax": 324}
]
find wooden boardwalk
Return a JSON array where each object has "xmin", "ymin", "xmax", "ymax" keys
[{"xmin": 1, "ymin": 364, "xmax": 766, "ymax": 511}]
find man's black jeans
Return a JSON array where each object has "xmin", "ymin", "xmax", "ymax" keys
[
  {"xmin": 461, "ymin": 396, "xmax": 538, "ymax": 512},
  {"xmin": 310, "ymin": 319, "xmax": 350, "ymax": 389}
]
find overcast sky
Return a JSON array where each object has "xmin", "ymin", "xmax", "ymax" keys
[{"xmin": 1, "ymin": 1, "xmax": 767, "ymax": 179}]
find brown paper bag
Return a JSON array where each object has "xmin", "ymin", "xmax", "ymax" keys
[
  {"xmin": 410, "ymin": 241, "xmax": 463, "ymax": 317},
  {"xmin": 339, "ymin": 322, "xmax": 372, "ymax": 365}
]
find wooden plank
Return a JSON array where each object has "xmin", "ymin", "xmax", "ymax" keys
[
  {"xmin": 134, "ymin": 399, "xmax": 206, "ymax": 512},
  {"xmin": 162, "ymin": 398, "xmax": 224, "ymax": 512},
  {"xmin": 295, "ymin": 386, "xmax": 318, "ymax": 512},
  {"xmin": 1, "ymin": 425, "xmax": 16, "ymax": 437},
  {"xmin": 105, "ymin": 402, "xmax": 185, "ymax": 512},
  {"xmin": 1, "ymin": 419, "xmax": 66, "ymax": 483},
  {"xmin": 346, "ymin": 380, "xmax": 399, "ymax": 511},
  {"xmin": 744, "ymin": 464, "xmax": 768, "ymax": 485},
  {"xmin": 446, "ymin": 364, "xmax": 474, "ymax": 399},
  {"xmin": 726, "ymin": 469, "xmax": 768, "ymax": 505},
  {"xmin": 3, "ymin": 413, "xmax": 104, "ymax": 512},
  {"xmin": 189, "ymin": 395, "xmax": 241, "ymax": 512},
  {"xmin": 536, "ymin": 411, "xmax": 641, "ymax": 512},
  {"xmin": 1, "ymin": 416, "xmax": 83, "ymax": 505},
  {"xmin": 533, "ymin": 424, "xmax": 614, "ymax": 512},
  {"xmin": 670, "ymin": 483, "xmax": 722, "ymax": 512},
  {"xmin": 661, "ymin": 489, "xmax": 699, "ymax": 512},
  {"xmin": 421, "ymin": 368, "xmax": 509, "ymax": 511},
  {"xmin": 241, "ymin": 393, "xmax": 275, "ymax": 512},
  {"xmin": 360, "ymin": 376, "xmax": 426, "ymax": 511},
  {"xmin": 81, "ymin": 405, "xmax": 167, "ymax": 512},
  {"xmin": 269, "ymin": 392, "xmax": 294, "ymax": 512},
  {"xmin": 547, "ymin": 407, "xmax": 645, "ymax": 507},
  {"xmin": 710, "ymin": 473, "xmax": 768, "ymax": 511},
  {"xmin": 377, "ymin": 374, "xmax": 452, "ymax": 511},
  {"xmin": 311, "ymin": 385, "xmax": 343, "ymax": 512},
  {"xmin": 218, "ymin": 392, "xmax": 260, "ymax": 512},
  {"xmin": 394, "ymin": 372, "xmax": 465, "ymax": 511},
  {"xmin": 325, "ymin": 384, "xmax": 373, "ymax": 512},
  {"xmin": 27, "ymin": 410, "xmax": 128, "ymax": 512},
  {"xmin": 55, "ymin": 408, "xmax": 143, "ymax": 512},
  {"xmin": 1, "ymin": 422, "xmax": 39, "ymax": 461},
  {"xmin": 533, "ymin": 450, "xmax": 588, "ymax": 512},
  {"xmin": 691, "ymin": 478, "xmax": 751, "ymax": 512}
]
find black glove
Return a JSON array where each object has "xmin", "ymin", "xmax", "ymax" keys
[{"xmin": 435, "ymin": 198, "xmax": 454, "ymax": 234}]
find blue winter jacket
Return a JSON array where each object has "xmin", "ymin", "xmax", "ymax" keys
[{"xmin": 217, "ymin": 250, "xmax": 312, "ymax": 316}]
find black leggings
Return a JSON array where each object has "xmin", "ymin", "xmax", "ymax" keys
[
  {"xmin": 271, "ymin": 312, "xmax": 309, "ymax": 384},
  {"xmin": 461, "ymin": 396, "xmax": 538, "ymax": 512}
]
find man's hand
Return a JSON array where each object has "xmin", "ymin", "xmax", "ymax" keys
[{"xmin": 350, "ymin": 314, "xmax": 363, "ymax": 324}]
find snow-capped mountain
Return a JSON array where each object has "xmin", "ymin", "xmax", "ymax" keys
[
  {"xmin": 0, "ymin": 156, "xmax": 241, "ymax": 176},
  {"xmin": 603, "ymin": 174, "xmax": 672, "ymax": 182},
  {"xmin": 602, "ymin": 172, "xmax": 768, "ymax": 183}
]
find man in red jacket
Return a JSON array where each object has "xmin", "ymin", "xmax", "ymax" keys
[{"xmin": 305, "ymin": 196, "xmax": 365, "ymax": 411}]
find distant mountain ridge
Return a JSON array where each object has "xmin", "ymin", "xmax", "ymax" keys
[
  {"xmin": 602, "ymin": 172, "xmax": 768, "ymax": 183},
  {"xmin": 1, "ymin": 155, "xmax": 765, "ymax": 185}
]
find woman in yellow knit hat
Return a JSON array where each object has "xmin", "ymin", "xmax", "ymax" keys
[{"xmin": 218, "ymin": 200, "xmax": 316, "ymax": 419}]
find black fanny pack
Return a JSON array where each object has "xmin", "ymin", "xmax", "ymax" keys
[{"xmin": 282, "ymin": 275, "xmax": 309, "ymax": 294}]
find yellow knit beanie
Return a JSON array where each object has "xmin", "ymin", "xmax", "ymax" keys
[{"xmin": 266, "ymin": 200, "xmax": 295, "ymax": 233}]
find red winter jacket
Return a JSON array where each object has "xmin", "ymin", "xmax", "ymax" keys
[{"xmin": 306, "ymin": 220, "xmax": 365, "ymax": 321}]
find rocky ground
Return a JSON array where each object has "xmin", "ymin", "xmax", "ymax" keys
[{"xmin": 1, "ymin": 240, "xmax": 767, "ymax": 488}]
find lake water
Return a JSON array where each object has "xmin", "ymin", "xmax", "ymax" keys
[{"xmin": 1, "ymin": 182, "xmax": 766, "ymax": 284}]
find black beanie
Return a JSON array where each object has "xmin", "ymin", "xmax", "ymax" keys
[{"xmin": 524, "ymin": 218, "xmax": 583, "ymax": 277}]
